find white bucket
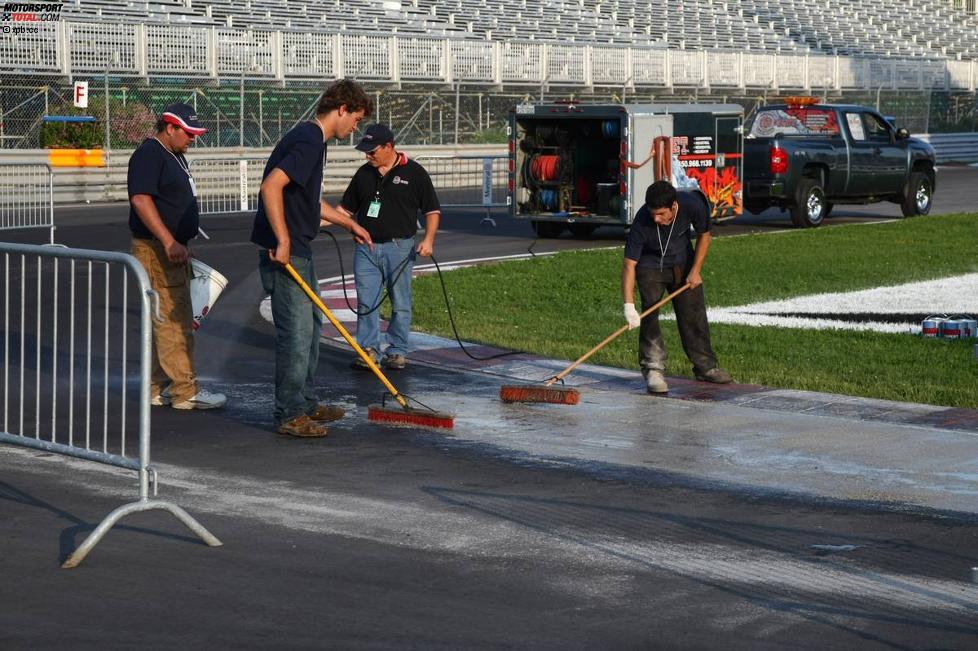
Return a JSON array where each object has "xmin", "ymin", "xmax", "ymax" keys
[{"xmin": 189, "ymin": 258, "xmax": 228, "ymax": 331}]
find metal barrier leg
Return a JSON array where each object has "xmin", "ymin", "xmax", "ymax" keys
[{"xmin": 61, "ymin": 499, "xmax": 223, "ymax": 569}]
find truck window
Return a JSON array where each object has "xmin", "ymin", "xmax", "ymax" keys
[
  {"xmin": 749, "ymin": 108, "xmax": 840, "ymax": 137},
  {"xmin": 845, "ymin": 113, "xmax": 866, "ymax": 141},
  {"xmin": 861, "ymin": 113, "xmax": 892, "ymax": 142}
]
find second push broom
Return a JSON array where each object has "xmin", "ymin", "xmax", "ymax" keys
[
  {"xmin": 499, "ymin": 284, "xmax": 691, "ymax": 405},
  {"xmin": 284, "ymin": 262, "xmax": 454, "ymax": 429}
]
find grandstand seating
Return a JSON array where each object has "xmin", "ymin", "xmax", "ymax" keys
[{"xmin": 59, "ymin": 0, "xmax": 978, "ymax": 60}]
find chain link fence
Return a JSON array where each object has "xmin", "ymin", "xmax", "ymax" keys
[
  {"xmin": 0, "ymin": 75, "xmax": 526, "ymax": 151},
  {"xmin": 2, "ymin": 73, "xmax": 975, "ymax": 152}
]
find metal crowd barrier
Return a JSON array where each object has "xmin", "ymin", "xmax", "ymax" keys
[
  {"xmin": 0, "ymin": 164, "xmax": 55, "ymax": 244},
  {"xmin": 191, "ymin": 157, "xmax": 267, "ymax": 216},
  {"xmin": 0, "ymin": 243, "xmax": 221, "ymax": 568},
  {"xmin": 413, "ymin": 155, "xmax": 509, "ymax": 225},
  {"xmin": 191, "ymin": 155, "xmax": 510, "ymax": 224}
]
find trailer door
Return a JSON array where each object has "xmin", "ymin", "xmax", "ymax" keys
[
  {"xmin": 714, "ymin": 115, "xmax": 744, "ymax": 218},
  {"xmin": 626, "ymin": 114, "xmax": 673, "ymax": 223}
]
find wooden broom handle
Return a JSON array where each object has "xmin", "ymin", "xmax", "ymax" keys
[{"xmin": 546, "ymin": 283, "xmax": 691, "ymax": 386}]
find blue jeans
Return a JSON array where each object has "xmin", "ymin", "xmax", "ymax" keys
[
  {"xmin": 354, "ymin": 238, "xmax": 416, "ymax": 357},
  {"xmin": 259, "ymin": 253, "xmax": 321, "ymax": 425}
]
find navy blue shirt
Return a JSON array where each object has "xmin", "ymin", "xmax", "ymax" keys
[
  {"xmin": 340, "ymin": 154, "xmax": 440, "ymax": 243},
  {"xmin": 250, "ymin": 122, "xmax": 326, "ymax": 258},
  {"xmin": 624, "ymin": 192, "xmax": 711, "ymax": 269},
  {"xmin": 127, "ymin": 138, "xmax": 199, "ymax": 244}
]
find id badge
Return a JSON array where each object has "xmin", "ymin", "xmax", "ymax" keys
[
  {"xmin": 188, "ymin": 175, "xmax": 198, "ymax": 198},
  {"xmin": 367, "ymin": 200, "xmax": 381, "ymax": 218}
]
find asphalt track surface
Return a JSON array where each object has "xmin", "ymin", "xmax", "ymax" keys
[{"xmin": 2, "ymin": 165, "xmax": 978, "ymax": 649}]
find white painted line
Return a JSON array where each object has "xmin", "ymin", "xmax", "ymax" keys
[
  {"xmin": 325, "ymin": 308, "xmax": 358, "ymax": 322},
  {"xmin": 321, "ymin": 289, "xmax": 356, "ymax": 299},
  {"xmin": 695, "ymin": 273, "xmax": 978, "ymax": 333}
]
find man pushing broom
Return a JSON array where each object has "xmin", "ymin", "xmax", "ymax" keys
[
  {"xmin": 499, "ymin": 180, "xmax": 731, "ymax": 406},
  {"xmin": 621, "ymin": 180, "xmax": 732, "ymax": 394}
]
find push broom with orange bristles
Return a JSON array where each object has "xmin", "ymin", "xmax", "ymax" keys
[
  {"xmin": 499, "ymin": 284, "xmax": 691, "ymax": 405},
  {"xmin": 284, "ymin": 263, "xmax": 454, "ymax": 429}
]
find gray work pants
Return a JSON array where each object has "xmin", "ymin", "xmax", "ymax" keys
[{"xmin": 636, "ymin": 264, "xmax": 719, "ymax": 376}]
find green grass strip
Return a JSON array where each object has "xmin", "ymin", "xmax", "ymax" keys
[{"xmin": 413, "ymin": 213, "xmax": 978, "ymax": 409}]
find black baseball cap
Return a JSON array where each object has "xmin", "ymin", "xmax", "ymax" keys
[
  {"xmin": 161, "ymin": 103, "xmax": 207, "ymax": 136},
  {"xmin": 355, "ymin": 123, "xmax": 394, "ymax": 152}
]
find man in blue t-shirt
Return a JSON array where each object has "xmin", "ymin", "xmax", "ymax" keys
[
  {"xmin": 128, "ymin": 102, "xmax": 226, "ymax": 411},
  {"xmin": 251, "ymin": 79, "xmax": 374, "ymax": 438},
  {"xmin": 621, "ymin": 180, "xmax": 731, "ymax": 394}
]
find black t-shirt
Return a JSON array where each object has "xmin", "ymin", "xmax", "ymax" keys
[
  {"xmin": 623, "ymin": 192, "xmax": 711, "ymax": 269},
  {"xmin": 340, "ymin": 154, "xmax": 440, "ymax": 242},
  {"xmin": 127, "ymin": 138, "xmax": 199, "ymax": 244},
  {"xmin": 250, "ymin": 122, "xmax": 326, "ymax": 258}
]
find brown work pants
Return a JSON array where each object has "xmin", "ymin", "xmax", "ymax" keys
[{"xmin": 131, "ymin": 238, "xmax": 198, "ymax": 403}]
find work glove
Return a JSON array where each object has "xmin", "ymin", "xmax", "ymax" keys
[{"xmin": 623, "ymin": 303, "xmax": 641, "ymax": 329}]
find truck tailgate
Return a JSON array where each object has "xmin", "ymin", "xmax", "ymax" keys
[{"xmin": 743, "ymin": 138, "xmax": 775, "ymax": 180}]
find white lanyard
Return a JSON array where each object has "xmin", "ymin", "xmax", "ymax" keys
[
  {"xmin": 655, "ymin": 215, "xmax": 677, "ymax": 272},
  {"xmin": 154, "ymin": 137, "xmax": 197, "ymax": 196}
]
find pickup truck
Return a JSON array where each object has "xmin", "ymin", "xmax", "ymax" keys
[{"xmin": 742, "ymin": 98, "xmax": 936, "ymax": 227}]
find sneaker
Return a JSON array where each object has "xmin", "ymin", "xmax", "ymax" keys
[
  {"xmin": 150, "ymin": 385, "xmax": 171, "ymax": 407},
  {"xmin": 644, "ymin": 370, "xmax": 669, "ymax": 394},
  {"xmin": 382, "ymin": 353, "xmax": 407, "ymax": 370},
  {"xmin": 695, "ymin": 367, "xmax": 733, "ymax": 384},
  {"xmin": 172, "ymin": 389, "xmax": 228, "ymax": 410},
  {"xmin": 351, "ymin": 347, "xmax": 379, "ymax": 370},
  {"xmin": 277, "ymin": 414, "xmax": 327, "ymax": 438},
  {"xmin": 307, "ymin": 403, "xmax": 345, "ymax": 422}
]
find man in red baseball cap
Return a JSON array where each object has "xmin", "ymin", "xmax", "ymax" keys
[
  {"xmin": 160, "ymin": 102, "xmax": 208, "ymax": 137},
  {"xmin": 128, "ymin": 102, "xmax": 227, "ymax": 411}
]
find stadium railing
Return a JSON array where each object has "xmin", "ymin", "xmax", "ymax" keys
[{"xmin": 2, "ymin": 22, "xmax": 975, "ymax": 91}]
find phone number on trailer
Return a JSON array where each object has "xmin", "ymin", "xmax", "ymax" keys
[{"xmin": 679, "ymin": 159, "xmax": 715, "ymax": 168}]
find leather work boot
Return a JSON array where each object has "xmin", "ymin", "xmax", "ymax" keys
[
  {"xmin": 276, "ymin": 414, "xmax": 327, "ymax": 438},
  {"xmin": 695, "ymin": 367, "xmax": 733, "ymax": 384},
  {"xmin": 382, "ymin": 353, "xmax": 407, "ymax": 370},
  {"xmin": 307, "ymin": 403, "xmax": 345, "ymax": 422},
  {"xmin": 644, "ymin": 370, "xmax": 669, "ymax": 394},
  {"xmin": 351, "ymin": 347, "xmax": 379, "ymax": 370}
]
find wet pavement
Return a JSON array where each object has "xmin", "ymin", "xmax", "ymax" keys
[
  {"xmin": 2, "ymin": 191, "xmax": 978, "ymax": 648},
  {"xmin": 311, "ymin": 267, "xmax": 978, "ymax": 517}
]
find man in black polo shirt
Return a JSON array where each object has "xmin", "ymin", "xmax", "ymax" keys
[
  {"xmin": 128, "ymin": 102, "xmax": 227, "ymax": 411},
  {"xmin": 621, "ymin": 180, "xmax": 731, "ymax": 394},
  {"xmin": 337, "ymin": 123, "xmax": 441, "ymax": 371},
  {"xmin": 251, "ymin": 79, "xmax": 373, "ymax": 438}
]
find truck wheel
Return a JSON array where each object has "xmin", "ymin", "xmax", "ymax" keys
[
  {"xmin": 532, "ymin": 220, "xmax": 564, "ymax": 238},
  {"xmin": 901, "ymin": 172, "xmax": 933, "ymax": 217},
  {"xmin": 790, "ymin": 178, "xmax": 827, "ymax": 228},
  {"xmin": 568, "ymin": 223, "xmax": 597, "ymax": 239}
]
